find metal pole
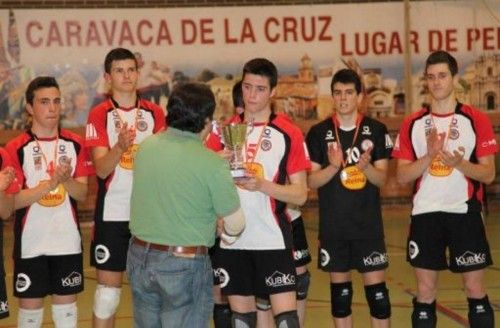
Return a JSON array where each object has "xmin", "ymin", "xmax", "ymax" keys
[{"xmin": 404, "ymin": 0, "xmax": 413, "ymax": 114}]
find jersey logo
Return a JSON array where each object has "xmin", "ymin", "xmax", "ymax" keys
[
  {"xmin": 361, "ymin": 139, "xmax": 374, "ymax": 152},
  {"xmin": 86, "ymin": 123, "xmax": 98, "ymax": 140},
  {"xmin": 61, "ymin": 271, "xmax": 82, "ymax": 288},
  {"xmin": 320, "ymin": 248, "xmax": 330, "ymax": 267},
  {"xmin": 361, "ymin": 126, "xmax": 371, "ymax": 135},
  {"xmin": 385, "ymin": 134, "xmax": 393, "ymax": 148},
  {"xmin": 325, "ymin": 130, "xmax": 334, "ymax": 140}
]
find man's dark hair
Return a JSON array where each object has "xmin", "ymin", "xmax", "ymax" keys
[
  {"xmin": 232, "ymin": 80, "xmax": 244, "ymax": 108},
  {"xmin": 25, "ymin": 76, "xmax": 59, "ymax": 106},
  {"xmin": 242, "ymin": 58, "xmax": 278, "ymax": 89},
  {"xmin": 167, "ymin": 83, "xmax": 216, "ymax": 133},
  {"xmin": 425, "ymin": 50, "xmax": 458, "ymax": 76},
  {"xmin": 104, "ymin": 48, "xmax": 137, "ymax": 74},
  {"xmin": 330, "ymin": 69, "xmax": 362, "ymax": 95}
]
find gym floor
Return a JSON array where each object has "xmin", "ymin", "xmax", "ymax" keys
[{"xmin": 0, "ymin": 206, "xmax": 498, "ymax": 327}]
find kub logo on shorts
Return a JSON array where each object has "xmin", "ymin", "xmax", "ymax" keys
[
  {"xmin": 455, "ymin": 251, "xmax": 486, "ymax": 267},
  {"xmin": 408, "ymin": 241, "xmax": 419, "ymax": 260},
  {"xmin": 265, "ymin": 271, "xmax": 295, "ymax": 288},
  {"xmin": 320, "ymin": 248, "xmax": 330, "ymax": 267},
  {"xmin": 95, "ymin": 244, "xmax": 111, "ymax": 264},
  {"xmin": 15, "ymin": 273, "xmax": 31, "ymax": 293},
  {"xmin": 61, "ymin": 271, "xmax": 82, "ymax": 288},
  {"xmin": 213, "ymin": 268, "xmax": 230, "ymax": 288},
  {"xmin": 362, "ymin": 252, "xmax": 388, "ymax": 266}
]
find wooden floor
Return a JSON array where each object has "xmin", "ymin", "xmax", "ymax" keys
[{"xmin": 0, "ymin": 206, "xmax": 499, "ymax": 327}]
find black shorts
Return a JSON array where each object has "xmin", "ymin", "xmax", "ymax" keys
[
  {"xmin": 210, "ymin": 239, "xmax": 223, "ymax": 286},
  {"xmin": 91, "ymin": 221, "xmax": 130, "ymax": 271},
  {"xmin": 216, "ymin": 248, "xmax": 296, "ymax": 297},
  {"xmin": 407, "ymin": 212, "xmax": 492, "ymax": 272},
  {"xmin": 292, "ymin": 217, "xmax": 311, "ymax": 267},
  {"xmin": 0, "ymin": 275, "xmax": 8, "ymax": 319},
  {"xmin": 319, "ymin": 238, "xmax": 388, "ymax": 273},
  {"xmin": 14, "ymin": 254, "xmax": 84, "ymax": 298}
]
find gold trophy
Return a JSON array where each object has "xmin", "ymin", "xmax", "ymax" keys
[{"xmin": 222, "ymin": 123, "xmax": 248, "ymax": 178}]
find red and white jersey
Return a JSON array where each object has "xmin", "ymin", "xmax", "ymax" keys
[
  {"xmin": 6, "ymin": 130, "xmax": 93, "ymax": 259},
  {"xmin": 85, "ymin": 98, "xmax": 165, "ymax": 222},
  {"xmin": 287, "ymin": 206, "xmax": 301, "ymax": 222},
  {"xmin": 207, "ymin": 113, "xmax": 310, "ymax": 250},
  {"xmin": 392, "ymin": 104, "xmax": 497, "ymax": 215}
]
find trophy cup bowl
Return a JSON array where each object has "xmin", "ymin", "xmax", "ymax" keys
[{"xmin": 222, "ymin": 123, "xmax": 247, "ymax": 178}]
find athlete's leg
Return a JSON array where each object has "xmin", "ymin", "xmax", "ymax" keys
[
  {"xmin": 213, "ymin": 285, "xmax": 232, "ymax": 328},
  {"xmin": 412, "ymin": 268, "xmax": 438, "ymax": 328},
  {"xmin": 255, "ymin": 297, "xmax": 273, "ymax": 328},
  {"xmin": 229, "ymin": 295, "xmax": 258, "ymax": 328},
  {"xmin": 52, "ymin": 294, "xmax": 78, "ymax": 328},
  {"xmin": 462, "ymin": 270, "xmax": 494, "ymax": 328},
  {"xmin": 93, "ymin": 270, "xmax": 123, "ymax": 328},
  {"xmin": 18, "ymin": 298, "xmax": 44, "ymax": 328},
  {"xmin": 362, "ymin": 270, "xmax": 390, "ymax": 328},
  {"xmin": 295, "ymin": 265, "xmax": 310, "ymax": 327},
  {"xmin": 330, "ymin": 272, "xmax": 352, "ymax": 328}
]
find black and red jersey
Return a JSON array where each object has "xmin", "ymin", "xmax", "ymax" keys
[{"xmin": 306, "ymin": 115, "xmax": 393, "ymax": 241}]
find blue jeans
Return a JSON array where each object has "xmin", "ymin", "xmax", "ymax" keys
[{"xmin": 126, "ymin": 241, "xmax": 213, "ymax": 328}]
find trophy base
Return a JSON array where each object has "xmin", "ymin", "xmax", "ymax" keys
[{"xmin": 230, "ymin": 169, "xmax": 246, "ymax": 178}]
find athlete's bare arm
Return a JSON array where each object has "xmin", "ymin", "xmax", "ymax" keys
[
  {"xmin": 237, "ymin": 170, "xmax": 308, "ymax": 206},
  {"xmin": 452, "ymin": 154, "xmax": 495, "ymax": 184},
  {"xmin": 357, "ymin": 148, "xmax": 388, "ymax": 187}
]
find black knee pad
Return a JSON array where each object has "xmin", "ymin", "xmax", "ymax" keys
[
  {"xmin": 330, "ymin": 281, "xmax": 353, "ymax": 318},
  {"xmin": 468, "ymin": 295, "xmax": 494, "ymax": 328},
  {"xmin": 411, "ymin": 298, "xmax": 437, "ymax": 328},
  {"xmin": 364, "ymin": 282, "xmax": 391, "ymax": 320},
  {"xmin": 274, "ymin": 310, "xmax": 300, "ymax": 328},
  {"xmin": 232, "ymin": 311, "xmax": 257, "ymax": 328},
  {"xmin": 213, "ymin": 303, "xmax": 232, "ymax": 328},
  {"xmin": 296, "ymin": 271, "xmax": 311, "ymax": 301}
]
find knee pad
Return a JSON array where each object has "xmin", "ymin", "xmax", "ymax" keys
[
  {"xmin": 93, "ymin": 284, "xmax": 121, "ymax": 320},
  {"xmin": 330, "ymin": 281, "xmax": 353, "ymax": 318},
  {"xmin": 411, "ymin": 298, "xmax": 437, "ymax": 328},
  {"xmin": 255, "ymin": 297, "xmax": 271, "ymax": 311},
  {"xmin": 213, "ymin": 303, "xmax": 232, "ymax": 328},
  {"xmin": 364, "ymin": 282, "xmax": 391, "ymax": 319},
  {"xmin": 468, "ymin": 295, "xmax": 494, "ymax": 328},
  {"xmin": 296, "ymin": 271, "xmax": 311, "ymax": 301},
  {"xmin": 274, "ymin": 310, "xmax": 300, "ymax": 328},
  {"xmin": 52, "ymin": 302, "xmax": 77, "ymax": 328},
  {"xmin": 18, "ymin": 308, "xmax": 44, "ymax": 328},
  {"xmin": 232, "ymin": 311, "xmax": 257, "ymax": 328}
]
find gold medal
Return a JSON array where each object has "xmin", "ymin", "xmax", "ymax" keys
[
  {"xmin": 340, "ymin": 166, "xmax": 367, "ymax": 190},
  {"xmin": 244, "ymin": 162, "xmax": 264, "ymax": 179},
  {"xmin": 119, "ymin": 144, "xmax": 139, "ymax": 170},
  {"xmin": 429, "ymin": 155, "xmax": 453, "ymax": 177},
  {"xmin": 38, "ymin": 183, "xmax": 66, "ymax": 207}
]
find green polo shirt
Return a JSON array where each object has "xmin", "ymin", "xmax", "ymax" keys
[{"xmin": 130, "ymin": 127, "xmax": 240, "ymax": 247}]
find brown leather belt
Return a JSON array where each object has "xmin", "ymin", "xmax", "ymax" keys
[{"xmin": 132, "ymin": 237, "xmax": 208, "ymax": 255}]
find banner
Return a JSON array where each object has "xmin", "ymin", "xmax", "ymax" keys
[{"xmin": 0, "ymin": 1, "xmax": 497, "ymax": 130}]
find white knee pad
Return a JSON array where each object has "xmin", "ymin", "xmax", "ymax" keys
[
  {"xmin": 52, "ymin": 302, "xmax": 77, "ymax": 328},
  {"xmin": 18, "ymin": 308, "xmax": 44, "ymax": 328},
  {"xmin": 93, "ymin": 284, "xmax": 121, "ymax": 319}
]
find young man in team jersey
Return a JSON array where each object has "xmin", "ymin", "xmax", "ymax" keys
[
  {"xmin": 85, "ymin": 48, "xmax": 165, "ymax": 327},
  {"xmin": 6, "ymin": 76, "xmax": 93, "ymax": 328},
  {"xmin": 393, "ymin": 51, "xmax": 496, "ymax": 328},
  {"xmin": 207, "ymin": 58, "xmax": 310, "ymax": 328},
  {"xmin": 306, "ymin": 69, "xmax": 392, "ymax": 328}
]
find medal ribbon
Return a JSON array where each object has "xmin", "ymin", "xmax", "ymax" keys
[
  {"xmin": 244, "ymin": 122, "xmax": 267, "ymax": 164},
  {"xmin": 429, "ymin": 112, "xmax": 455, "ymax": 151},
  {"xmin": 109, "ymin": 97, "xmax": 140, "ymax": 135},
  {"xmin": 332, "ymin": 114, "xmax": 363, "ymax": 169},
  {"xmin": 33, "ymin": 134, "xmax": 59, "ymax": 177}
]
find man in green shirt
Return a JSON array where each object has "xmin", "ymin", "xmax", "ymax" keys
[{"xmin": 127, "ymin": 82, "xmax": 245, "ymax": 328}]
